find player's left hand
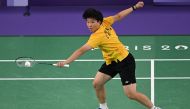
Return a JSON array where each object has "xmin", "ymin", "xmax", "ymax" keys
[{"xmin": 135, "ymin": 1, "xmax": 144, "ymax": 9}]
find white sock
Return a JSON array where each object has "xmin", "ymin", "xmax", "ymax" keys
[
  {"xmin": 99, "ymin": 103, "xmax": 108, "ymax": 109},
  {"xmin": 151, "ymin": 106, "xmax": 156, "ymax": 109}
]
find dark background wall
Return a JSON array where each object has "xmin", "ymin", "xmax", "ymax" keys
[
  {"xmin": 0, "ymin": 0, "xmax": 190, "ymax": 36},
  {"xmin": 30, "ymin": 0, "xmax": 153, "ymax": 6},
  {"xmin": 154, "ymin": 0, "xmax": 190, "ymax": 5},
  {"xmin": 2, "ymin": 0, "xmax": 190, "ymax": 6},
  {"xmin": 2, "ymin": 0, "xmax": 153, "ymax": 6},
  {"xmin": 0, "ymin": 0, "xmax": 6, "ymax": 7}
]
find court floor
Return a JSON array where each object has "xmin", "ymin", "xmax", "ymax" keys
[{"xmin": 0, "ymin": 36, "xmax": 190, "ymax": 109}]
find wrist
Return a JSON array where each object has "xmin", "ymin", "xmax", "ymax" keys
[{"xmin": 132, "ymin": 5, "xmax": 137, "ymax": 11}]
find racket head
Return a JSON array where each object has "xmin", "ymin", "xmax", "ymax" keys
[
  {"xmin": 15, "ymin": 57, "xmax": 70, "ymax": 68},
  {"xmin": 15, "ymin": 57, "xmax": 36, "ymax": 67}
]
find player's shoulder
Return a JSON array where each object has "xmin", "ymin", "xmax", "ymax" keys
[
  {"xmin": 89, "ymin": 29, "xmax": 105, "ymax": 40},
  {"xmin": 103, "ymin": 16, "xmax": 114, "ymax": 25},
  {"xmin": 103, "ymin": 16, "xmax": 113, "ymax": 20}
]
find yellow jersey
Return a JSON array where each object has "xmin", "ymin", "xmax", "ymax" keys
[{"xmin": 86, "ymin": 16, "xmax": 129, "ymax": 65}]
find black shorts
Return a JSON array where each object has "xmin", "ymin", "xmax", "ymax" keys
[{"xmin": 98, "ymin": 53, "xmax": 136, "ymax": 85}]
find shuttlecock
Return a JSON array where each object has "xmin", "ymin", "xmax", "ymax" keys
[{"xmin": 25, "ymin": 61, "xmax": 31, "ymax": 67}]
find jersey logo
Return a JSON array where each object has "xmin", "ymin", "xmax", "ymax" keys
[{"xmin": 104, "ymin": 27, "xmax": 112, "ymax": 39}]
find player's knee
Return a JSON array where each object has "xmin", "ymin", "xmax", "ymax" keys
[
  {"xmin": 93, "ymin": 81, "xmax": 103, "ymax": 90},
  {"xmin": 125, "ymin": 92, "xmax": 137, "ymax": 100}
]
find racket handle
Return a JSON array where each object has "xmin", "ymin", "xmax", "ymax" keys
[
  {"xmin": 53, "ymin": 64, "xmax": 70, "ymax": 67},
  {"xmin": 64, "ymin": 64, "xmax": 70, "ymax": 67}
]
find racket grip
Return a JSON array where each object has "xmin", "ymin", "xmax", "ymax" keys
[
  {"xmin": 53, "ymin": 64, "xmax": 70, "ymax": 67},
  {"xmin": 64, "ymin": 64, "xmax": 70, "ymax": 67}
]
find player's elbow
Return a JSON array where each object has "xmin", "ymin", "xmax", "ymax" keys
[{"xmin": 114, "ymin": 14, "xmax": 123, "ymax": 22}]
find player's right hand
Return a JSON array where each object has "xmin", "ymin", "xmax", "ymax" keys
[{"xmin": 56, "ymin": 61, "xmax": 66, "ymax": 67}]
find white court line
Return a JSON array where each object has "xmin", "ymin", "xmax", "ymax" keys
[
  {"xmin": 0, "ymin": 77, "xmax": 147, "ymax": 80},
  {"xmin": 0, "ymin": 77, "xmax": 190, "ymax": 80},
  {"xmin": 1, "ymin": 58, "xmax": 190, "ymax": 105},
  {"xmin": 155, "ymin": 77, "xmax": 190, "ymax": 79},
  {"xmin": 151, "ymin": 60, "xmax": 155, "ymax": 104},
  {"xmin": 1, "ymin": 59, "xmax": 190, "ymax": 62}
]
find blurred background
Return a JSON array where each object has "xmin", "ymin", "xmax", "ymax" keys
[{"xmin": 0, "ymin": 0, "xmax": 190, "ymax": 36}]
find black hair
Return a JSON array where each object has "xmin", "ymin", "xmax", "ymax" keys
[{"xmin": 82, "ymin": 8, "xmax": 103, "ymax": 23}]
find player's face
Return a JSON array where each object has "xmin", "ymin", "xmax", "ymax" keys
[{"xmin": 86, "ymin": 18, "xmax": 101, "ymax": 33}]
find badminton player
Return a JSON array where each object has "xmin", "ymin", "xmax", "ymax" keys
[{"xmin": 57, "ymin": 1, "xmax": 161, "ymax": 109}]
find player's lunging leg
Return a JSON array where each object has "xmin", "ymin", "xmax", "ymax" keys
[
  {"xmin": 93, "ymin": 72, "xmax": 111, "ymax": 109},
  {"xmin": 123, "ymin": 83, "xmax": 159, "ymax": 109}
]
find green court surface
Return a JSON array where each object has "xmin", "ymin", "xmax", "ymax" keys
[{"xmin": 0, "ymin": 36, "xmax": 190, "ymax": 109}]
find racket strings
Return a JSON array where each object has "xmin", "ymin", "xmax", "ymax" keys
[{"xmin": 15, "ymin": 57, "xmax": 35, "ymax": 67}]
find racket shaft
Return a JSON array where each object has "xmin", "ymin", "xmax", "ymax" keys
[
  {"xmin": 38, "ymin": 62, "xmax": 69, "ymax": 67},
  {"xmin": 38, "ymin": 62, "xmax": 52, "ymax": 66}
]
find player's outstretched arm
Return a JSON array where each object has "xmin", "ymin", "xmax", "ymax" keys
[
  {"xmin": 57, "ymin": 44, "xmax": 92, "ymax": 67},
  {"xmin": 112, "ymin": 1, "xmax": 144, "ymax": 22}
]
